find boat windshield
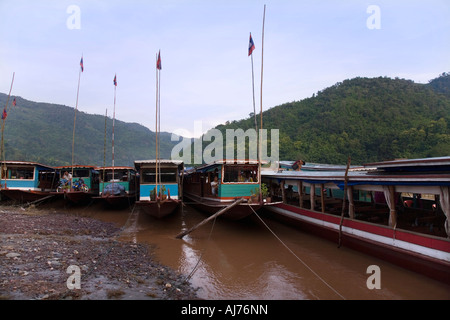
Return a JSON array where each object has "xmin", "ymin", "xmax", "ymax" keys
[
  {"xmin": 2, "ymin": 166, "xmax": 34, "ymax": 180},
  {"xmin": 73, "ymin": 169, "xmax": 90, "ymax": 178},
  {"xmin": 141, "ymin": 168, "xmax": 178, "ymax": 183},
  {"xmin": 223, "ymin": 165, "xmax": 258, "ymax": 183},
  {"xmin": 102, "ymin": 170, "xmax": 129, "ymax": 182}
]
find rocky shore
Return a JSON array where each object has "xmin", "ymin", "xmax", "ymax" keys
[{"xmin": 0, "ymin": 205, "xmax": 198, "ymax": 300}]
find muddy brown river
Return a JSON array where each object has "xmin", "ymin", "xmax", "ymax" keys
[{"xmin": 85, "ymin": 203, "xmax": 449, "ymax": 300}]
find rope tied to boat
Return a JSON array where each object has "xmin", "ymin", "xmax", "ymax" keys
[
  {"xmin": 183, "ymin": 208, "xmax": 218, "ymax": 283},
  {"xmin": 249, "ymin": 205, "xmax": 346, "ymax": 300}
]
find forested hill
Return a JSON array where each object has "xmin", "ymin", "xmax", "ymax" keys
[
  {"xmin": 1, "ymin": 73, "xmax": 449, "ymax": 167},
  {"xmin": 216, "ymin": 73, "xmax": 450, "ymax": 165},
  {"xmin": 0, "ymin": 94, "xmax": 180, "ymax": 167}
]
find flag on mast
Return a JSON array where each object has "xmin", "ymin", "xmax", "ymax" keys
[
  {"xmin": 114, "ymin": 74, "xmax": 117, "ymax": 86},
  {"xmin": 157, "ymin": 50, "xmax": 162, "ymax": 70},
  {"xmin": 80, "ymin": 56, "xmax": 84, "ymax": 72},
  {"xmin": 248, "ymin": 33, "xmax": 255, "ymax": 56},
  {"xmin": 12, "ymin": 98, "xmax": 16, "ymax": 107},
  {"xmin": 1, "ymin": 109, "xmax": 7, "ymax": 120}
]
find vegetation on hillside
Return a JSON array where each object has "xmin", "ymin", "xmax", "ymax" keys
[
  {"xmin": 0, "ymin": 95, "xmax": 179, "ymax": 166},
  {"xmin": 1, "ymin": 73, "xmax": 449, "ymax": 167},
  {"xmin": 215, "ymin": 74, "xmax": 450, "ymax": 165}
]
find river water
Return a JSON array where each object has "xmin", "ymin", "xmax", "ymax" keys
[{"xmin": 85, "ymin": 203, "xmax": 449, "ymax": 300}]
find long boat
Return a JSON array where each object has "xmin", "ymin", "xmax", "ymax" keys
[
  {"xmin": 261, "ymin": 157, "xmax": 450, "ymax": 285},
  {"xmin": 53, "ymin": 165, "xmax": 99, "ymax": 204},
  {"xmin": 134, "ymin": 159, "xmax": 183, "ymax": 218},
  {"xmin": 183, "ymin": 159, "xmax": 274, "ymax": 220},
  {"xmin": 0, "ymin": 160, "xmax": 58, "ymax": 203},
  {"xmin": 94, "ymin": 166, "xmax": 138, "ymax": 207}
]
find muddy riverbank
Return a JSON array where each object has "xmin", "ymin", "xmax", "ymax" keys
[{"xmin": 0, "ymin": 205, "xmax": 199, "ymax": 300}]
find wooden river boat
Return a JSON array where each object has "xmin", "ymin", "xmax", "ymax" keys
[{"xmin": 261, "ymin": 156, "xmax": 450, "ymax": 285}]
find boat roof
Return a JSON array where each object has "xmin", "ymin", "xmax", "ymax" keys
[
  {"xmin": 0, "ymin": 160, "xmax": 55, "ymax": 170},
  {"xmin": 96, "ymin": 166, "xmax": 136, "ymax": 171},
  {"xmin": 134, "ymin": 159, "xmax": 183, "ymax": 165},
  {"xmin": 262, "ymin": 156, "xmax": 450, "ymax": 187},
  {"xmin": 134, "ymin": 159, "xmax": 184, "ymax": 170},
  {"xmin": 55, "ymin": 165, "xmax": 98, "ymax": 169},
  {"xmin": 193, "ymin": 159, "xmax": 266, "ymax": 171},
  {"xmin": 277, "ymin": 161, "xmax": 361, "ymax": 171},
  {"xmin": 364, "ymin": 156, "xmax": 450, "ymax": 171}
]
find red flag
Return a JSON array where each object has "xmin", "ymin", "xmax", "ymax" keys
[
  {"xmin": 114, "ymin": 74, "xmax": 117, "ymax": 86},
  {"xmin": 12, "ymin": 98, "xmax": 16, "ymax": 106},
  {"xmin": 157, "ymin": 50, "xmax": 162, "ymax": 70},
  {"xmin": 1, "ymin": 109, "xmax": 7, "ymax": 120},
  {"xmin": 248, "ymin": 33, "xmax": 255, "ymax": 56},
  {"xmin": 80, "ymin": 56, "xmax": 84, "ymax": 72}
]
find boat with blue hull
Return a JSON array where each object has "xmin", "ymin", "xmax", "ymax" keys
[
  {"xmin": 0, "ymin": 161, "xmax": 58, "ymax": 203},
  {"xmin": 134, "ymin": 159, "xmax": 184, "ymax": 218}
]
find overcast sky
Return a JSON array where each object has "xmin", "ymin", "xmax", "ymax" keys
[{"xmin": 1, "ymin": 0, "xmax": 449, "ymax": 137}]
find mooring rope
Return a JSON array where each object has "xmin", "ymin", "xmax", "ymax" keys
[
  {"xmin": 249, "ymin": 206, "xmax": 346, "ymax": 300},
  {"xmin": 183, "ymin": 213, "xmax": 217, "ymax": 283}
]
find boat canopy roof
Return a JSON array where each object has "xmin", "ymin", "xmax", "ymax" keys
[
  {"xmin": 1, "ymin": 160, "xmax": 55, "ymax": 170},
  {"xmin": 95, "ymin": 166, "xmax": 136, "ymax": 171},
  {"xmin": 55, "ymin": 165, "xmax": 97, "ymax": 169},
  {"xmin": 55, "ymin": 165, "xmax": 99, "ymax": 174},
  {"xmin": 134, "ymin": 159, "xmax": 184, "ymax": 170},
  {"xmin": 262, "ymin": 156, "xmax": 450, "ymax": 190},
  {"xmin": 192, "ymin": 159, "xmax": 266, "ymax": 172},
  {"xmin": 364, "ymin": 156, "xmax": 450, "ymax": 172}
]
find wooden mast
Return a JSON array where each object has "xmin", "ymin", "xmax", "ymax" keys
[
  {"xmin": 112, "ymin": 74, "xmax": 117, "ymax": 191},
  {"xmin": 258, "ymin": 4, "xmax": 266, "ymax": 203},
  {"xmin": 102, "ymin": 108, "xmax": 107, "ymax": 194},
  {"xmin": 0, "ymin": 72, "xmax": 15, "ymax": 189},
  {"xmin": 155, "ymin": 51, "xmax": 161, "ymax": 200},
  {"xmin": 71, "ymin": 55, "xmax": 83, "ymax": 187},
  {"xmin": 249, "ymin": 32, "xmax": 257, "ymax": 140}
]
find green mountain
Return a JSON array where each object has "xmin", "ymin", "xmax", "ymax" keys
[
  {"xmin": 428, "ymin": 72, "xmax": 450, "ymax": 97},
  {"xmin": 2, "ymin": 73, "xmax": 449, "ymax": 167},
  {"xmin": 214, "ymin": 73, "xmax": 450, "ymax": 165},
  {"xmin": 0, "ymin": 94, "xmax": 181, "ymax": 167}
]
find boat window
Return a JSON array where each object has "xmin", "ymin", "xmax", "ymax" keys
[
  {"xmin": 73, "ymin": 169, "xmax": 90, "ymax": 178},
  {"xmin": 223, "ymin": 165, "xmax": 258, "ymax": 183},
  {"xmin": 141, "ymin": 168, "xmax": 178, "ymax": 183},
  {"xmin": 103, "ymin": 170, "xmax": 128, "ymax": 182},
  {"xmin": 2, "ymin": 166, "xmax": 34, "ymax": 180},
  {"xmin": 38, "ymin": 171, "xmax": 56, "ymax": 182}
]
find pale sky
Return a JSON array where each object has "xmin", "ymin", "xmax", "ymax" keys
[{"xmin": 1, "ymin": 0, "xmax": 449, "ymax": 138}]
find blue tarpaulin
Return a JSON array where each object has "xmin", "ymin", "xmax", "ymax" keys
[{"xmin": 103, "ymin": 183, "xmax": 125, "ymax": 196}]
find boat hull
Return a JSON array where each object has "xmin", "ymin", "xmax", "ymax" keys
[
  {"xmin": 264, "ymin": 203, "xmax": 450, "ymax": 285},
  {"xmin": 1, "ymin": 189, "xmax": 54, "ymax": 203},
  {"xmin": 53, "ymin": 190, "xmax": 96, "ymax": 204},
  {"xmin": 136, "ymin": 199, "xmax": 180, "ymax": 218},
  {"xmin": 183, "ymin": 192, "xmax": 260, "ymax": 220},
  {"xmin": 94, "ymin": 194, "xmax": 136, "ymax": 207}
]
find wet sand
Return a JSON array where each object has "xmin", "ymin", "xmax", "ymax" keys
[{"xmin": 0, "ymin": 204, "xmax": 198, "ymax": 300}]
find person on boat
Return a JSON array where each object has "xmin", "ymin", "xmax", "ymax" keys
[
  {"xmin": 211, "ymin": 176, "xmax": 219, "ymax": 196},
  {"xmin": 292, "ymin": 160, "xmax": 305, "ymax": 171},
  {"xmin": 60, "ymin": 171, "xmax": 72, "ymax": 189},
  {"xmin": 237, "ymin": 171, "xmax": 245, "ymax": 182},
  {"xmin": 244, "ymin": 171, "xmax": 253, "ymax": 182}
]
